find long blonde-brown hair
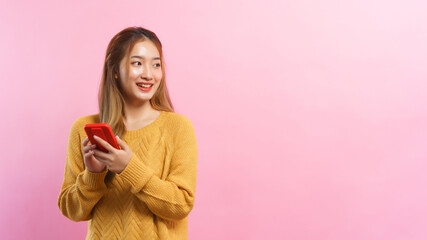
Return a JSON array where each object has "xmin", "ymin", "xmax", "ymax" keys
[{"xmin": 98, "ymin": 26, "xmax": 174, "ymax": 138}]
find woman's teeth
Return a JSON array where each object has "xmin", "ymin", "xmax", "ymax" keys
[{"xmin": 136, "ymin": 83, "xmax": 153, "ymax": 88}]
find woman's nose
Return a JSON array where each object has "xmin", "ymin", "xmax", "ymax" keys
[{"xmin": 141, "ymin": 64, "xmax": 153, "ymax": 79}]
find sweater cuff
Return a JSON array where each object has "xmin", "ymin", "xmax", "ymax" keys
[
  {"xmin": 81, "ymin": 167, "xmax": 108, "ymax": 188},
  {"xmin": 118, "ymin": 154, "xmax": 155, "ymax": 193}
]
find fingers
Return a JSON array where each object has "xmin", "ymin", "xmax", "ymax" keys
[
  {"xmin": 82, "ymin": 137, "xmax": 89, "ymax": 146},
  {"xmin": 82, "ymin": 137, "xmax": 96, "ymax": 153},
  {"xmin": 84, "ymin": 149, "xmax": 107, "ymax": 165},
  {"xmin": 82, "ymin": 137, "xmax": 94, "ymax": 147},
  {"xmin": 93, "ymin": 135, "xmax": 115, "ymax": 152},
  {"xmin": 83, "ymin": 143, "xmax": 97, "ymax": 153},
  {"xmin": 84, "ymin": 149, "xmax": 95, "ymax": 159},
  {"xmin": 115, "ymin": 136, "xmax": 127, "ymax": 151},
  {"xmin": 94, "ymin": 155, "xmax": 109, "ymax": 163},
  {"xmin": 92, "ymin": 153, "xmax": 109, "ymax": 164},
  {"xmin": 92, "ymin": 149, "xmax": 110, "ymax": 160}
]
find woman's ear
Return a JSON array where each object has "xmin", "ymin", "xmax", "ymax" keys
[{"xmin": 114, "ymin": 73, "xmax": 118, "ymax": 79}]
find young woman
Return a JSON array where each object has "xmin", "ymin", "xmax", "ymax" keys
[{"xmin": 57, "ymin": 26, "xmax": 198, "ymax": 240}]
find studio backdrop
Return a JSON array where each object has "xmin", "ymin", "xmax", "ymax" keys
[{"xmin": 1, "ymin": 0, "xmax": 426, "ymax": 239}]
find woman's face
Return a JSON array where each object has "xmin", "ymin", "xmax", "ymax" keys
[{"xmin": 118, "ymin": 40, "xmax": 162, "ymax": 105}]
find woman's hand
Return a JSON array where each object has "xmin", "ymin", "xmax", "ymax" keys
[
  {"xmin": 82, "ymin": 137, "xmax": 107, "ymax": 173},
  {"xmin": 91, "ymin": 135, "xmax": 133, "ymax": 174}
]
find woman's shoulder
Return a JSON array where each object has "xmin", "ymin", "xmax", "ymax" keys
[
  {"xmin": 163, "ymin": 111, "xmax": 195, "ymax": 136},
  {"xmin": 164, "ymin": 111, "xmax": 194, "ymax": 127}
]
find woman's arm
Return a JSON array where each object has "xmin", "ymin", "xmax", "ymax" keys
[
  {"xmin": 57, "ymin": 119, "xmax": 109, "ymax": 222},
  {"xmin": 117, "ymin": 116, "xmax": 198, "ymax": 221}
]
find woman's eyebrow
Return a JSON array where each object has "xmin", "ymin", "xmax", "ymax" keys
[{"xmin": 131, "ymin": 55, "xmax": 161, "ymax": 60}]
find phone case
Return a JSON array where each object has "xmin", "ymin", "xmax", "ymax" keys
[{"xmin": 84, "ymin": 123, "xmax": 120, "ymax": 153}]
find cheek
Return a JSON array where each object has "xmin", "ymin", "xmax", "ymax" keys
[
  {"xmin": 119, "ymin": 68, "xmax": 128, "ymax": 80},
  {"xmin": 130, "ymin": 68, "xmax": 142, "ymax": 76},
  {"xmin": 154, "ymin": 72, "xmax": 163, "ymax": 81},
  {"xmin": 119, "ymin": 79, "xmax": 127, "ymax": 88}
]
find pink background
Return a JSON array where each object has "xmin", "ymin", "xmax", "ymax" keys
[{"xmin": 1, "ymin": 0, "xmax": 427, "ymax": 239}]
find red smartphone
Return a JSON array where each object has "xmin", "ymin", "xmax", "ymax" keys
[{"xmin": 84, "ymin": 123, "xmax": 120, "ymax": 153}]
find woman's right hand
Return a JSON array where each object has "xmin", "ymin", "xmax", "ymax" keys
[{"xmin": 82, "ymin": 137, "xmax": 107, "ymax": 173}]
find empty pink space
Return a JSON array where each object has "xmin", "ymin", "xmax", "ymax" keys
[{"xmin": 1, "ymin": 0, "xmax": 427, "ymax": 239}]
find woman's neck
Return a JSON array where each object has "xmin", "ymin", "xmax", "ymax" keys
[{"xmin": 123, "ymin": 100, "xmax": 156, "ymax": 124}]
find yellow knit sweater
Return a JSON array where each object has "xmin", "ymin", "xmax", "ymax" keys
[{"xmin": 57, "ymin": 110, "xmax": 198, "ymax": 240}]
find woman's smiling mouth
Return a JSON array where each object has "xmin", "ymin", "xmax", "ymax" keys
[{"xmin": 136, "ymin": 82, "xmax": 153, "ymax": 91}]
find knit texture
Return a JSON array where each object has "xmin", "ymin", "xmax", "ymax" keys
[{"xmin": 57, "ymin": 111, "xmax": 198, "ymax": 240}]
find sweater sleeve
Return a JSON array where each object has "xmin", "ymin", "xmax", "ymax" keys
[
  {"xmin": 57, "ymin": 119, "xmax": 109, "ymax": 222},
  {"xmin": 117, "ymin": 116, "xmax": 198, "ymax": 221}
]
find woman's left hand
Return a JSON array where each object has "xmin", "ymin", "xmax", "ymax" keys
[{"xmin": 92, "ymin": 135, "xmax": 133, "ymax": 174}]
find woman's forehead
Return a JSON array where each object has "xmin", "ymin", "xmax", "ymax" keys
[{"xmin": 129, "ymin": 40, "xmax": 160, "ymax": 59}]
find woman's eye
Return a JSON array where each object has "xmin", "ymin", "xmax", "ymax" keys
[
  {"xmin": 154, "ymin": 63, "xmax": 161, "ymax": 67},
  {"xmin": 132, "ymin": 62, "xmax": 141, "ymax": 66}
]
